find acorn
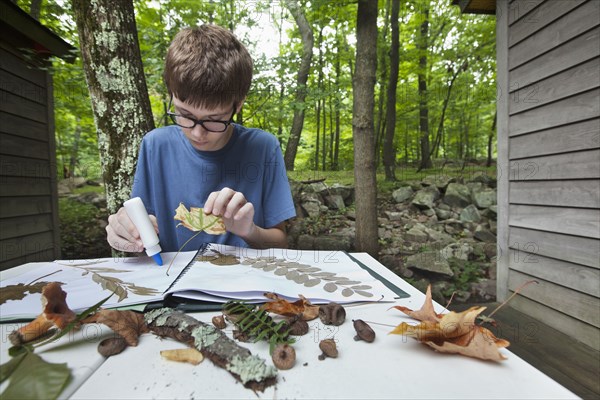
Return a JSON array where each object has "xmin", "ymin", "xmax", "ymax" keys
[
  {"xmin": 353, "ymin": 319, "xmax": 375, "ymax": 343},
  {"xmin": 318, "ymin": 339, "xmax": 338, "ymax": 360},
  {"xmin": 272, "ymin": 344, "xmax": 296, "ymax": 370},
  {"xmin": 318, "ymin": 303, "xmax": 346, "ymax": 326}
]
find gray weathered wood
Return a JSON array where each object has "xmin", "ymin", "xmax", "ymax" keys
[
  {"xmin": 509, "ymin": 0, "xmax": 587, "ymax": 46},
  {"xmin": 510, "ymin": 88, "xmax": 600, "ymax": 136},
  {"xmin": 509, "ymin": 58, "xmax": 600, "ymax": 115},
  {"xmin": 0, "ymin": 46, "xmax": 46, "ymax": 86},
  {"xmin": 0, "ymin": 90, "xmax": 48, "ymax": 124},
  {"xmin": 45, "ymin": 72, "xmax": 60, "ymax": 260},
  {"xmin": 509, "ymin": 291, "xmax": 600, "ymax": 350},
  {"xmin": 510, "ymin": 226, "xmax": 599, "ymax": 268},
  {"xmin": 509, "ymin": 1, "xmax": 599, "ymax": 69},
  {"xmin": 0, "ymin": 214, "xmax": 53, "ymax": 241},
  {"xmin": 508, "ymin": 0, "xmax": 545, "ymax": 26},
  {"xmin": 0, "ymin": 112, "xmax": 47, "ymax": 140},
  {"xmin": 0, "ymin": 231, "xmax": 54, "ymax": 264},
  {"xmin": 508, "ymin": 149, "xmax": 600, "ymax": 180},
  {"xmin": 509, "ymin": 204, "xmax": 600, "ymax": 239},
  {"xmin": 510, "ymin": 180, "xmax": 600, "ymax": 208},
  {"xmin": 0, "ymin": 69, "xmax": 46, "ymax": 105},
  {"xmin": 510, "ymin": 27, "xmax": 599, "ymax": 89},
  {"xmin": 0, "ymin": 197, "xmax": 53, "ymax": 218},
  {"xmin": 0, "ymin": 249, "xmax": 55, "ymax": 271},
  {"xmin": 0, "ymin": 176, "xmax": 52, "ymax": 196},
  {"xmin": 0, "ymin": 133, "xmax": 51, "ymax": 159},
  {"xmin": 509, "ymin": 250, "xmax": 599, "ymax": 297},
  {"xmin": 509, "ymin": 118, "xmax": 599, "ymax": 155},
  {"xmin": 0, "ymin": 155, "xmax": 51, "ymax": 178},
  {"xmin": 508, "ymin": 270, "xmax": 600, "ymax": 327}
]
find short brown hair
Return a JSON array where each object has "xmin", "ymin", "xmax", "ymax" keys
[{"xmin": 163, "ymin": 25, "xmax": 253, "ymax": 110}]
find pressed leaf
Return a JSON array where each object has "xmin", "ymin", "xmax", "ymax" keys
[
  {"xmin": 263, "ymin": 264, "xmax": 277, "ymax": 272},
  {"xmin": 323, "ymin": 282, "xmax": 338, "ymax": 293},
  {"xmin": 351, "ymin": 285, "xmax": 372, "ymax": 290},
  {"xmin": 208, "ymin": 254, "xmax": 240, "ymax": 266},
  {"xmin": 274, "ymin": 268, "xmax": 288, "ymax": 276},
  {"xmin": 1, "ymin": 353, "xmax": 70, "ymax": 400},
  {"xmin": 355, "ymin": 290, "xmax": 374, "ymax": 298},
  {"xmin": 341, "ymin": 288, "xmax": 354, "ymax": 297},
  {"xmin": 0, "ymin": 282, "xmax": 54, "ymax": 306},
  {"xmin": 253, "ymin": 261, "xmax": 267, "ymax": 268},
  {"xmin": 293, "ymin": 274, "xmax": 309, "ymax": 284},
  {"xmin": 285, "ymin": 271, "xmax": 300, "ymax": 280},
  {"xmin": 337, "ymin": 280, "xmax": 361, "ymax": 285},
  {"xmin": 303, "ymin": 278, "xmax": 321, "ymax": 287}
]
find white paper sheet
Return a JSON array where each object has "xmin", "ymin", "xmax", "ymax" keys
[
  {"xmin": 0, "ymin": 251, "xmax": 196, "ymax": 321},
  {"xmin": 166, "ymin": 244, "xmax": 399, "ymax": 304}
]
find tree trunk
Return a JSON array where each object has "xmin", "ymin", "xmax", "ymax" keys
[
  {"xmin": 417, "ymin": 0, "xmax": 432, "ymax": 170},
  {"xmin": 333, "ymin": 30, "xmax": 342, "ymax": 171},
  {"xmin": 69, "ymin": 118, "xmax": 82, "ymax": 176},
  {"xmin": 353, "ymin": 0, "xmax": 379, "ymax": 257},
  {"xmin": 29, "ymin": 0, "xmax": 42, "ymax": 20},
  {"xmin": 72, "ymin": 0, "xmax": 154, "ymax": 214},
  {"xmin": 383, "ymin": 0, "xmax": 400, "ymax": 181},
  {"xmin": 375, "ymin": 0, "xmax": 390, "ymax": 168},
  {"xmin": 283, "ymin": 0, "xmax": 313, "ymax": 171}
]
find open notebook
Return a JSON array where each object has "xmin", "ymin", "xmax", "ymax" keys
[{"xmin": 0, "ymin": 243, "xmax": 408, "ymax": 321}]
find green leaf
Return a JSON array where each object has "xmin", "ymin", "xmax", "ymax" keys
[
  {"xmin": 1, "ymin": 353, "xmax": 70, "ymax": 400},
  {"xmin": 0, "ymin": 352, "xmax": 26, "ymax": 383}
]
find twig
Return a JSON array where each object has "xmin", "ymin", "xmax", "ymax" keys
[{"xmin": 27, "ymin": 270, "xmax": 63, "ymax": 285}]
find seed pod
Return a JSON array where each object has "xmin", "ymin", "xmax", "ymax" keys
[
  {"xmin": 318, "ymin": 339, "xmax": 338, "ymax": 360},
  {"xmin": 212, "ymin": 315, "xmax": 226, "ymax": 329},
  {"xmin": 353, "ymin": 319, "xmax": 375, "ymax": 343},
  {"xmin": 318, "ymin": 302, "xmax": 346, "ymax": 326},
  {"xmin": 98, "ymin": 336, "xmax": 128, "ymax": 357},
  {"xmin": 286, "ymin": 314, "xmax": 309, "ymax": 336},
  {"xmin": 272, "ymin": 343, "xmax": 296, "ymax": 370}
]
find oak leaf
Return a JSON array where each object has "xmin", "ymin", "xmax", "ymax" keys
[
  {"xmin": 174, "ymin": 203, "xmax": 226, "ymax": 235},
  {"xmin": 82, "ymin": 309, "xmax": 148, "ymax": 346},
  {"xmin": 261, "ymin": 293, "xmax": 320, "ymax": 320},
  {"xmin": 389, "ymin": 285, "xmax": 442, "ymax": 322}
]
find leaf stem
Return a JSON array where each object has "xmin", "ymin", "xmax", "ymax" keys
[{"xmin": 26, "ymin": 270, "xmax": 62, "ymax": 286}]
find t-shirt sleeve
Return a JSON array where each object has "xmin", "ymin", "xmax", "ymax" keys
[
  {"xmin": 131, "ymin": 138, "xmax": 155, "ymax": 215},
  {"xmin": 261, "ymin": 141, "xmax": 296, "ymax": 228}
]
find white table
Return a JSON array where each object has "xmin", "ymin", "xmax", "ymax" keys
[{"xmin": 1, "ymin": 253, "xmax": 579, "ymax": 399}]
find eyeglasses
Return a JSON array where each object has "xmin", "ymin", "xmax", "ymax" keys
[{"xmin": 166, "ymin": 97, "xmax": 236, "ymax": 133}]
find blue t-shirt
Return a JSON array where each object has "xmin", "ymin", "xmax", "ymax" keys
[{"xmin": 131, "ymin": 124, "xmax": 296, "ymax": 251}]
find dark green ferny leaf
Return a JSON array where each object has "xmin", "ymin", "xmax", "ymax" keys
[{"xmin": 0, "ymin": 353, "xmax": 70, "ymax": 400}]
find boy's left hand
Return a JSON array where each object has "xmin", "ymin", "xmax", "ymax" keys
[{"xmin": 203, "ymin": 187, "xmax": 255, "ymax": 238}]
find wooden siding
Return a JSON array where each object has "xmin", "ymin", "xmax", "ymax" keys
[
  {"xmin": 499, "ymin": 0, "xmax": 600, "ymax": 350},
  {"xmin": 0, "ymin": 41, "xmax": 60, "ymax": 270}
]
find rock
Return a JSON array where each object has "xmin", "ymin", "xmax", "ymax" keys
[
  {"xmin": 379, "ymin": 255, "xmax": 399, "ymax": 271},
  {"xmin": 423, "ymin": 227, "xmax": 455, "ymax": 246},
  {"xmin": 470, "ymin": 279, "xmax": 497, "ymax": 301},
  {"xmin": 488, "ymin": 205, "xmax": 498, "ymax": 217},
  {"xmin": 301, "ymin": 201, "xmax": 322, "ymax": 218},
  {"xmin": 406, "ymin": 251, "xmax": 454, "ymax": 277},
  {"xmin": 328, "ymin": 184, "xmax": 354, "ymax": 205},
  {"xmin": 472, "ymin": 174, "xmax": 496, "ymax": 188},
  {"xmin": 405, "ymin": 225, "xmax": 429, "ymax": 243},
  {"xmin": 384, "ymin": 211, "xmax": 404, "ymax": 221},
  {"xmin": 440, "ymin": 242, "xmax": 473, "ymax": 261},
  {"xmin": 474, "ymin": 226, "xmax": 497, "ymax": 243},
  {"xmin": 307, "ymin": 181, "xmax": 328, "ymax": 193},
  {"xmin": 323, "ymin": 194, "xmax": 345, "ymax": 210},
  {"xmin": 411, "ymin": 187, "xmax": 440, "ymax": 209},
  {"xmin": 472, "ymin": 188, "xmax": 496, "ymax": 209},
  {"xmin": 345, "ymin": 210, "xmax": 356, "ymax": 220},
  {"xmin": 443, "ymin": 183, "xmax": 471, "ymax": 208},
  {"xmin": 435, "ymin": 208, "xmax": 453, "ymax": 220},
  {"xmin": 422, "ymin": 175, "xmax": 455, "ymax": 191},
  {"xmin": 392, "ymin": 186, "xmax": 413, "ymax": 203},
  {"xmin": 313, "ymin": 234, "xmax": 352, "ymax": 251},
  {"xmin": 460, "ymin": 205, "xmax": 481, "ymax": 223},
  {"xmin": 297, "ymin": 234, "xmax": 315, "ymax": 249}
]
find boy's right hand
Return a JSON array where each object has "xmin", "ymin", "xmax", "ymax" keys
[{"xmin": 106, "ymin": 207, "xmax": 159, "ymax": 252}]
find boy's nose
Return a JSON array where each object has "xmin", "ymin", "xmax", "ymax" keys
[{"xmin": 191, "ymin": 123, "xmax": 208, "ymax": 136}]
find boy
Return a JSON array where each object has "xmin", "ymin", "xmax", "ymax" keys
[{"xmin": 105, "ymin": 25, "xmax": 296, "ymax": 252}]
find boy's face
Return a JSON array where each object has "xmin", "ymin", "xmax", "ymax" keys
[{"xmin": 171, "ymin": 97, "xmax": 237, "ymax": 151}]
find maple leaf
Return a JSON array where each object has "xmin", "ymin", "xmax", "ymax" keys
[
  {"xmin": 389, "ymin": 284, "xmax": 443, "ymax": 322},
  {"xmin": 0, "ymin": 281, "xmax": 56, "ymax": 306},
  {"xmin": 426, "ymin": 326, "xmax": 510, "ymax": 361},
  {"xmin": 174, "ymin": 203, "xmax": 226, "ymax": 235},
  {"xmin": 260, "ymin": 293, "xmax": 320, "ymax": 320},
  {"xmin": 82, "ymin": 309, "xmax": 149, "ymax": 346}
]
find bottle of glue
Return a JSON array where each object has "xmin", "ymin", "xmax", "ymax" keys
[{"xmin": 123, "ymin": 197, "xmax": 163, "ymax": 266}]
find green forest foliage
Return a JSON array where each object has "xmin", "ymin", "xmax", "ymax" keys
[{"xmin": 17, "ymin": 0, "xmax": 496, "ymax": 179}]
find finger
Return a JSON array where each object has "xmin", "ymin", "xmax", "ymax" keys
[
  {"xmin": 109, "ymin": 208, "xmax": 142, "ymax": 246},
  {"xmin": 106, "ymin": 224, "xmax": 143, "ymax": 252},
  {"xmin": 224, "ymin": 192, "xmax": 247, "ymax": 218},
  {"xmin": 149, "ymin": 215, "xmax": 159, "ymax": 234},
  {"xmin": 211, "ymin": 187, "xmax": 236, "ymax": 216},
  {"xmin": 233, "ymin": 202, "xmax": 254, "ymax": 221},
  {"xmin": 203, "ymin": 191, "xmax": 219, "ymax": 214}
]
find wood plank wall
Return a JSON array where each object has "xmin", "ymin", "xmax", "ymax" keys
[
  {"xmin": 502, "ymin": 0, "xmax": 600, "ymax": 350},
  {"xmin": 0, "ymin": 38, "xmax": 60, "ymax": 269}
]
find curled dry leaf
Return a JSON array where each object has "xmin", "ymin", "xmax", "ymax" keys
[
  {"xmin": 82, "ymin": 309, "xmax": 149, "ymax": 346},
  {"xmin": 160, "ymin": 348, "xmax": 204, "ymax": 365},
  {"xmin": 174, "ymin": 203, "xmax": 226, "ymax": 234},
  {"xmin": 389, "ymin": 284, "xmax": 443, "ymax": 323},
  {"xmin": 260, "ymin": 292, "xmax": 319, "ymax": 321},
  {"xmin": 390, "ymin": 306, "xmax": 509, "ymax": 361},
  {"xmin": 9, "ymin": 282, "xmax": 77, "ymax": 346}
]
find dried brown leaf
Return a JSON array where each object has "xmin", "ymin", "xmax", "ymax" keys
[{"xmin": 83, "ymin": 309, "xmax": 149, "ymax": 346}]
